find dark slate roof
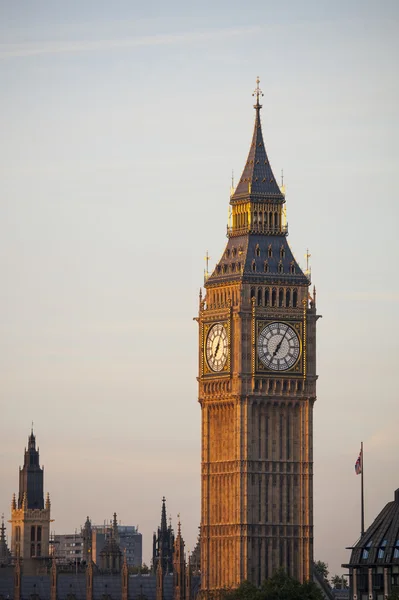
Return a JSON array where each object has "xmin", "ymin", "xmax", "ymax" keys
[
  {"xmin": 21, "ymin": 575, "xmax": 51, "ymax": 599},
  {"xmin": 345, "ymin": 488, "xmax": 399, "ymax": 566},
  {"xmin": 0, "ymin": 572, "xmax": 13, "ymax": 599},
  {"xmin": 58, "ymin": 573, "xmax": 87, "ymax": 600},
  {"xmin": 0, "ymin": 571, "xmax": 200, "ymax": 600},
  {"xmin": 206, "ymin": 234, "xmax": 309, "ymax": 287},
  {"xmin": 231, "ymin": 103, "xmax": 284, "ymax": 202}
]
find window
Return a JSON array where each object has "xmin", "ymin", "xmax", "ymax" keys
[
  {"xmin": 37, "ymin": 526, "xmax": 42, "ymax": 542},
  {"xmin": 232, "ymin": 247, "xmax": 237, "ymax": 257},
  {"xmin": 278, "ymin": 262, "xmax": 284, "ymax": 274},
  {"xmin": 272, "ymin": 289, "xmax": 277, "ymax": 307},
  {"xmin": 279, "ymin": 289, "xmax": 284, "ymax": 307},
  {"xmin": 264, "ymin": 260, "xmax": 269, "ymax": 273},
  {"xmin": 290, "ymin": 261, "xmax": 296, "ymax": 274},
  {"xmin": 280, "ymin": 245, "xmax": 285, "ymax": 258},
  {"xmin": 252, "ymin": 260, "xmax": 256, "ymax": 272},
  {"xmin": 231, "ymin": 262, "xmax": 236, "ymax": 272},
  {"xmin": 31, "ymin": 526, "xmax": 36, "ymax": 542},
  {"xmin": 257, "ymin": 288, "xmax": 262, "ymax": 305},
  {"xmin": 378, "ymin": 540, "xmax": 387, "ymax": 559},
  {"xmin": 394, "ymin": 541, "xmax": 399, "ymax": 559},
  {"xmin": 362, "ymin": 540, "xmax": 372, "ymax": 560},
  {"xmin": 255, "ymin": 244, "xmax": 260, "ymax": 257},
  {"xmin": 268, "ymin": 245, "xmax": 272, "ymax": 258},
  {"xmin": 293, "ymin": 289, "xmax": 298, "ymax": 308},
  {"xmin": 286, "ymin": 289, "xmax": 291, "ymax": 307},
  {"xmin": 265, "ymin": 289, "xmax": 270, "ymax": 305}
]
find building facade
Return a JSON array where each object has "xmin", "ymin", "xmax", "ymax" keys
[
  {"xmin": 198, "ymin": 80, "xmax": 319, "ymax": 593},
  {"xmin": 53, "ymin": 532, "xmax": 83, "ymax": 565}
]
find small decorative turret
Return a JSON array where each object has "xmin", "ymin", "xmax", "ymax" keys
[
  {"xmin": 0, "ymin": 513, "xmax": 11, "ymax": 566},
  {"xmin": 50, "ymin": 555, "xmax": 57, "ymax": 600},
  {"xmin": 11, "ymin": 493, "xmax": 16, "ymax": 511},
  {"xmin": 122, "ymin": 550, "xmax": 129, "ymax": 600},
  {"xmin": 45, "ymin": 492, "xmax": 51, "ymax": 510},
  {"xmin": 173, "ymin": 517, "xmax": 186, "ymax": 600},
  {"xmin": 22, "ymin": 492, "xmax": 27, "ymax": 511}
]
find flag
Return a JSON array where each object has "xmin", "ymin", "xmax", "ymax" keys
[{"xmin": 355, "ymin": 448, "xmax": 362, "ymax": 475}]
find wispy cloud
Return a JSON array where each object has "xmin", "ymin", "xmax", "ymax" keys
[{"xmin": 0, "ymin": 26, "xmax": 260, "ymax": 59}]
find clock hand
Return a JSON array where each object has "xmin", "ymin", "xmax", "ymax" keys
[
  {"xmin": 272, "ymin": 328, "xmax": 289, "ymax": 358},
  {"xmin": 214, "ymin": 336, "xmax": 221, "ymax": 357}
]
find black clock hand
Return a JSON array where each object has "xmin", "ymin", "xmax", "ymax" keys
[
  {"xmin": 214, "ymin": 337, "xmax": 221, "ymax": 357},
  {"xmin": 272, "ymin": 328, "xmax": 288, "ymax": 358}
]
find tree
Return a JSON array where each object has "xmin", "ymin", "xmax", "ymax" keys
[
  {"xmin": 331, "ymin": 575, "xmax": 348, "ymax": 589},
  {"xmin": 387, "ymin": 590, "xmax": 399, "ymax": 600},
  {"xmin": 314, "ymin": 561, "xmax": 329, "ymax": 582},
  {"xmin": 224, "ymin": 570, "xmax": 324, "ymax": 600}
]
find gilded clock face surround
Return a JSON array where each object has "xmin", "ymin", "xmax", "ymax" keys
[{"xmin": 257, "ymin": 321, "xmax": 302, "ymax": 372}]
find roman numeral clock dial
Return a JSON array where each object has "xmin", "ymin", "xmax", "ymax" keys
[
  {"xmin": 257, "ymin": 322, "xmax": 301, "ymax": 371},
  {"xmin": 205, "ymin": 322, "xmax": 228, "ymax": 372}
]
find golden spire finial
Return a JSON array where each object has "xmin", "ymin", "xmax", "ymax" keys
[{"xmin": 252, "ymin": 76, "xmax": 263, "ymax": 109}]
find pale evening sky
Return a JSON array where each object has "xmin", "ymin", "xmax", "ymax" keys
[{"xmin": 1, "ymin": 0, "xmax": 399, "ymax": 577}]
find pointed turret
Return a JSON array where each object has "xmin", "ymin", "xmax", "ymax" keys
[
  {"xmin": 0, "ymin": 513, "xmax": 11, "ymax": 566},
  {"xmin": 18, "ymin": 427, "xmax": 44, "ymax": 509},
  {"xmin": 173, "ymin": 517, "xmax": 186, "ymax": 600},
  {"xmin": 11, "ymin": 493, "xmax": 16, "ymax": 511},
  {"xmin": 161, "ymin": 496, "xmax": 167, "ymax": 533},
  {"xmin": 152, "ymin": 497, "xmax": 175, "ymax": 575},
  {"xmin": 231, "ymin": 77, "xmax": 284, "ymax": 202}
]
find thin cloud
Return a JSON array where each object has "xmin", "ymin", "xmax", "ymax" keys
[{"xmin": 0, "ymin": 26, "xmax": 260, "ymax": 59}]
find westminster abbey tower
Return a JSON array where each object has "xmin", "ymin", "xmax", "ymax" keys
[{"xmin": 198, "ymin": 80, "xmax": 319, "ymax": 593}]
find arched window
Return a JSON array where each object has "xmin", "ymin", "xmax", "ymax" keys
[
  {"xmin": 279, "ymin": 289, "xmax": 284, "ymax": 307},
  {"xmin": 257, "ymin": 288, "xmax": 262, "ymax": 306},
  {"xmin": 31, "ymin": 526, "xmax": 35, "ymax": 542},
  {"xmin": 251, "ymin": 288, "xmax": 256, "ymax": 300},
  {"xmin": 274, "ymin": 212, "xmax": 278, "ymax": 228},
  {"xmin": 264, "ymin": 260, "xmax": 269, "ymax": 273},
  {"xmin": 290, "ymin": 261, "xmax": 296, "ymax": 274},
  {"xmin": 265, "ymin": 288, "xmax": 270, "ymax": 306},
  {"xmin": 254, "ymin": 211, "xmax": 258, "ymax": 225},
  {"xmin": 293, "ymin": 289, "xmax": 298, "ymax": 308},
  {"xmin": 286, "ymin": 289, "xmax": 291, "ymax": 307},
  {"xmin": 268, "ymin": 245, "xmax": 272, "ymax": 258},
  {"xmin": 272, "ymin": 288, "xmax": 277, "ymax": 307},
  {"xmin": 280, "ymin": 245, "xmax": 285, "ymax": 258},
  {"xmin": 252, "ymin": 260, "xmax": 256, "ymax": 272},
  {"xmin": 269, "ymin": 212, "xmax": 273, "ymax": 228},
  {"xmin": 255, "ymin": 244, "xmax": 260, "ymax": 257},
  {"xmin": 278, "ymin": 261, "xmax": 284, "ymax": 274}
]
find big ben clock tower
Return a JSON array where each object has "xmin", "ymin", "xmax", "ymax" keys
[{"xmin": 198, "ymin": 79, "xmax": 319, "ymax": 593}]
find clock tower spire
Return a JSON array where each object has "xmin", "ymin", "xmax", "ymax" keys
[{"xmin": 198, "ymin": 79, "xmax": 319, "ymax": 594}]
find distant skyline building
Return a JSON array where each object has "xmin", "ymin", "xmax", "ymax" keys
[{"xmin": 198, "ymin": 79, "xmax": 319, "ymax": 592}]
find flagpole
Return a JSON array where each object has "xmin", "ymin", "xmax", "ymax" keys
[{"xmin": 361, "ymin": 441, "xmax": 365, "ymax": 537}]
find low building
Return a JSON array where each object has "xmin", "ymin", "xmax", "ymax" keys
[
  {"xmin": 53, "ymin": 533, "xmax": 83, "ymax": 565},
  {"xmin": 343, "ymin": 487, "xmax": 399, "ymax": 600}
]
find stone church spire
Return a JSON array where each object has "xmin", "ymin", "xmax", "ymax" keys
[{"xmin": 18, "ymin": 426, "xmax": 44, "ymax": 509}]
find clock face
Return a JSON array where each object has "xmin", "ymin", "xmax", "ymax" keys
[
  {"xmin": 206, "ymin": 323, "xmax": 228, "ymax": 372},
  {"xmin": 258, "ymin": 322, "xmax": 300, "ymax": 371}
]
